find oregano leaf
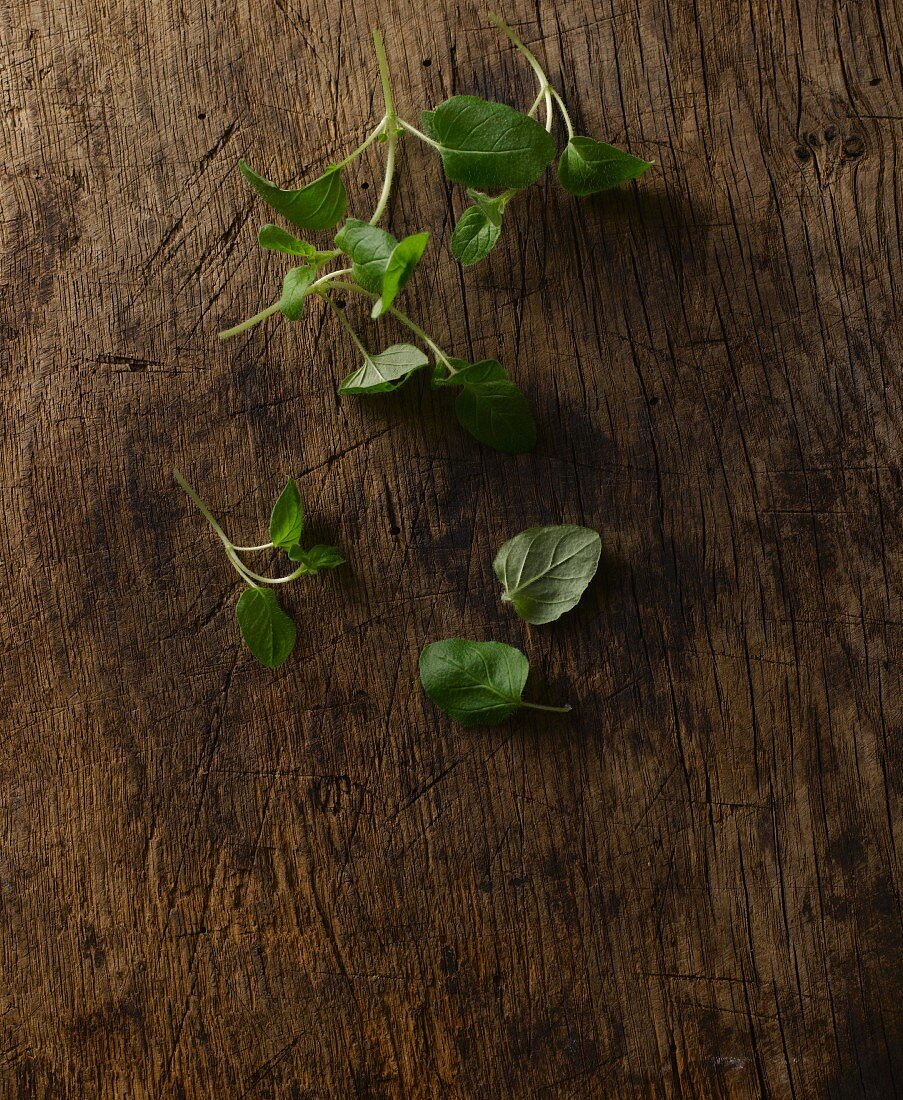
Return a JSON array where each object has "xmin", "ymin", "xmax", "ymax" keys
[
  {"xmin": 339, "ymin": 343, "xmax": 429, "ymax": 394},
  {"xmin": 493, "ymin": 524, "xmax": 602, "ymax": 624},
  {"xmin": 558, "ymin": 136, "xmax": 651, "ymax": 196},
  {"xmin": 258, "ymin": 225, "xmax": 336, "ymax": 265},
  {"xmin": 451, "ymin": 205, "xmax": 502, "ymax": 265},
  {"xmin": 269, "ymin": 478, "xmax": 304, "ymax": 549},
  {"xmin": 433, "ymin": 359, "xmax": 535, "ymax": 452},
  {"xmin": 455, "ymin": 380, "xmax": 536, "ymax": 453},
  {"xmin": 240, "ymin": 161, "xmax": 347, "ymax": 230},
  {"xmin": 334, "ymin": 218, "xmax": 397, "ymax": 293},
  {"xmin": 278, "ymin": 266, "xmax": 315, "ymax": 320},
  {"xmin": 372, "ymin": 232, "xmax": 429, "ymax": 317},
  {"xmin": 286, "ymin": 544, "xmax": 345, "ymax": 572},
  {"xmin": 235, "ymin": 587, "xmax": 296, "ymax": 668},
  {"xmin": 432, "ymin": 358, "xmax": 507, "ymax": 388},
  {"xmin": 422, "ymin": 96, "xmax": 556, "ymax": 190},
  {"xmin": 467, "ymin": 190, "xmax": 507, "ymax": 226},
  {"xmin": 419, "ymin": 639, "xmax": 569, "ymax": 725}
]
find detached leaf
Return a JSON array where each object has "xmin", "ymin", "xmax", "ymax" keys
[
  {"xmin": 334, "ymin": 218, "xmax": 396, "ymax": 293},
  {"xmin": 269, "ymin": 478, "xmax": 304, "ymax": 549},
  {"xmin": 419, "ymin": 639, "xmax": 529, "ymax": 725},
  {"xmin": 235, "ymin": 587, "xmax": 296, "ymax": 668},
  {"xmin": 339, "ymin": 343, "xmax": 429, "ymax": 395},
  {"xmin": 455, "ymin": 381, "xmax": 536, "ymax": 453},
  {"xmin": 558, "ymin": 136, "xmax": 651, "ymax": 196},
  {"xmin": 494, "ymin": 525, "xmax": 602, "ymax": 624},
  {"xmin": 423, "ymin": 96, "xmax": 556, "ymax": 190},
  {"xmin": 419, "ymin": 639, "xmax": 569, "ymax": 726},
  {"xmin": 287, "ymin": 544, "xmax": 345, "ymax": 572},
  {"xmin": 240, "ymin": 161, "xmax": 347, "ymax": 230},
  {"xmin": 372, "ymin": 232, "xmax": 429, "ymax": 318},
  {"xmin": 278, "ymin": 266, "xmax": 315, "ymax": 320},
  {"xmin": 451, "ymin": 206, "xmax": 502, "ymax": 265}
]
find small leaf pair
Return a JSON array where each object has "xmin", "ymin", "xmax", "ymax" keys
[
  {"xmin": 268, "ymin": 479, "xmax": 345, "ymax": 574},
  {"xmin": 334, "ymin": 218, "xmax": 429, "ymax": 318},
  {"xmin": 174, "ymin": 471, "xmax": 344, "ymax": 670},
  {"xmin": 419, "ymin": 524, "xmax": 602, "ymax": 726}
]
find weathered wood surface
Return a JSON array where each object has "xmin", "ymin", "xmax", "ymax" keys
[{"xmin": 1, "ymin": 0, "xmax": 900, "ymax": 1095}]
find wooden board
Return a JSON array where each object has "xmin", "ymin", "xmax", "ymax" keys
[{"xmin": 1, "ymin": 0, "xmax": 900, "ymax": 1094}]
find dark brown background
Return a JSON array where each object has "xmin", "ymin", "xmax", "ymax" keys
[{"xmin": 2, "ymin": 0, "xmax": 901, "ymax": 1095}]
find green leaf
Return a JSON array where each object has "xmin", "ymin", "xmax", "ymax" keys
[
  {"xmin": 258, "ymin": 225, "xmax": 336, "ymax": 265},
  {"xmin": 334, "ymin": 218, "xmax": 396, "ymax": 294},
  {"xmin": 419, "ymin": 639, "xmax": 528, "ymax": 725},
  {"xmin": 239, "ymin": 160, "xmax": 345, "ymax": 229},
  {"xmin": 278, "ymin": 266, "xmax": 315, "ymax": 321},
  {"xmin": 493, "ymin": 525, "xmax": 602, "ymax": 624},
  {"xmin": 235, "ymin": 587, "xmax": 296, "ymax": 668},
  {"xmin": 240, "ymin": 161, "xmax": 347, "ymax": 230},
  {"xmin": 419, "ymin": 639, "xmax": 569, "ymax": 726},
  {"xmin": 557, "ymin": 136, "xmax": 651, "ymax": 196},
  {"xmin": 451, "ymin": 205, "xmax": 502, "ymax": 265},
  {"xmin": 268, "ymin": 478, "xmax": 304, "ymax": 549},
  {"xmin": 432, "ymin": 358, "xmax": 507, "ymax": 388},
  {"xmin": 467, "ymin": 190, "xmax": 507, "ymax": 226},
  {"xmin": 258, "ymin": 225, "xmax": 316, "ymax": 257},
  {"xmin": 455, "ymin": 381, "xmax": 536, "ymax": 453},
  {"xmin": 286, "ymin": 544, "xmax": 345, "ymax": 572},
  {"xmin": 422, "ymin": 96, "xmax": 556, "ymax": 190},
  {"xmin": 372, "ymin": 232, "xmax": 429, "ymax": 318},
  {"xmin": 339, "ymin": 343, "xmax": 429, "ymax": 395},
  {"xmin": 431, "ymin": 358, "xmax": 535, "ymax": 451}
]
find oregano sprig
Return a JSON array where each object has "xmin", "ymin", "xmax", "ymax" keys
[
  {"xmin": 217, "ymin": 17, "xmax": 649, "ymax": 454},
  {"xmin": 173, "ymin": 470, "xmax": 344, "ymax": 667}
]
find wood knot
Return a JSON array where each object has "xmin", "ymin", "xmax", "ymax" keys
[{"xmin": 842, "ymin": 135, "xmax": 865, "ymax": 159}]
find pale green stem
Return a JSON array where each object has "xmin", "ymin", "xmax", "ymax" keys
[
  {"xmin": 221, "ymin": 268, "xmax": 352, "ymax": 340},
  {"xmin": 174, "ymin": 468, "xmax": 259, "ymax": 586},
  {"xmin": 369, "ymin": 29, "xmax": 398, "ymax": 225},
  {"xmin": 548, "ymin": 87, "xmax": 574, "ymax": 139},
  {"xmin": 389, "ymin": 307, "xmax": 455, "ymax": 371},
  {"xmin": 397, "ymin": 117, "xmax": 440, "ymax": 149},
  {"xmin": 370, "ymin": 130, "xmax": 397, "ymax": 225},
  {"xmin": 489, "ymin": 11, "xmax": 559, "ymax": 133},
  {"xmin": 309, "ymin": 267, "xmax": 353, "ymax": 293},
  {"xmin": 319, "ymin": 280, "xmax": 456, "ymax": 374},
  {"xmin": 173, "ymin": 468, "xmax": 309, "ymax": 587},
  {"xmin": 231, "ymin": 542, "xmax": 273, "ymax": 552},
  {"xmin": 228, "ymin": 557, "xmax": 310, "ymax": 585},
  {"xmin": 372, "ymin": 29, "xmax": 395, "ymax": 117},
  {"xmin": 521, "ymin": 701, "xmax": 572, "ymax": 714},
  {"xmin": 527, "ymin": 86, "xmax": 545, "ymax": 116},
  {"xmin": 325, "ymin": 293, "xmax": 370, "ymax": 356},
  {"xmin": 488, "ymin": 12, "xmax": 549, "ymax": 86},
  {"xmin": 335, "ymin": 116, "xmax": 388, "ymax": 169},
  {"xmin": 173, "ymin": 468, "xmax": 235, "ymax": 548},
  {"xmin": 219, "ymin": 301, "xmax": 281, "ymax": 341}
]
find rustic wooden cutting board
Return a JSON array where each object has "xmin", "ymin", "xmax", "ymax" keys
[{"xmin": 1, "ymin": 0, "xmax": 899, "ymax": 1094}]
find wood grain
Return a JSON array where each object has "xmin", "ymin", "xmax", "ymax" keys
[{"xmin": 1, "ymin": 0, "xmax": 900, "ymax": 1095}]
